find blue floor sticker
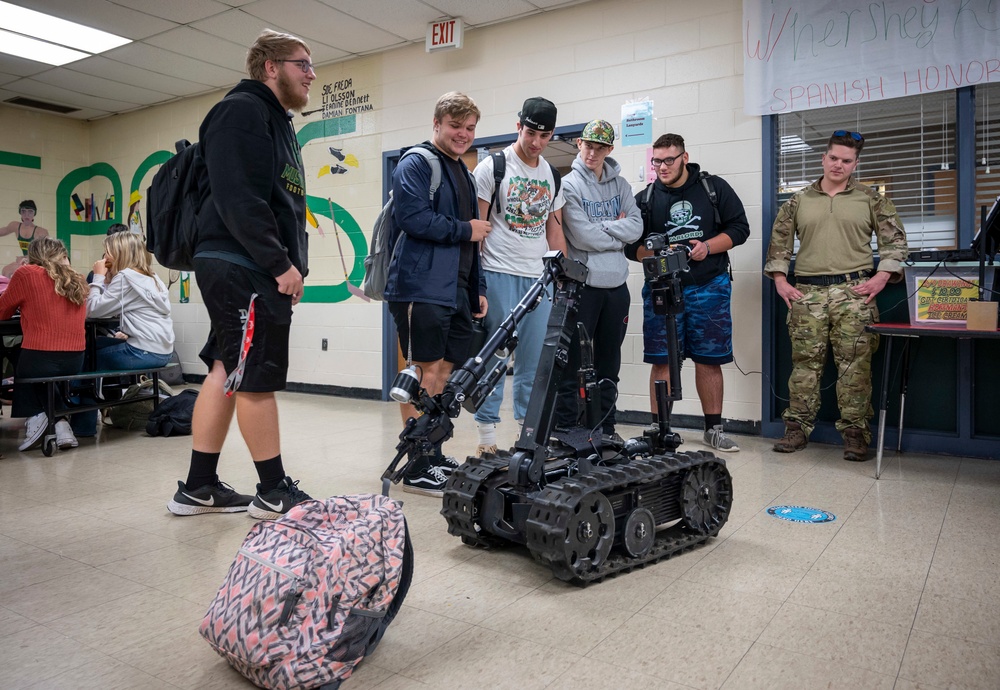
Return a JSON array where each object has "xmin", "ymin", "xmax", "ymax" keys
[{"xmin": 766, "ymin": 505, "xmax": 836, "ymax": 523}]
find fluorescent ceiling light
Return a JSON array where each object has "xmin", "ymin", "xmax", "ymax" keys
[
  {"xmin": 0, "ymin": 28, "xmax": 89, "ymax": 66},
  {"xmin": 0, "ymin": 1, "xmax": 130, "ymax": 54}
]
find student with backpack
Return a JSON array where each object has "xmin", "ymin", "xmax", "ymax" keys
[
  {"xmin": 167, "ymin": 29, "xmax": 314, "ymax": 520},
  {"xmin": 384, "ymin": 92, "xmax": 490, "ymax": 497},
  {"xmin": 471, "ymin": 97, "xmax": 567, "ymax": 456},
  {"xmin": 0, "ymin": 237, "xmax": 87, "ymax": 451},
  {"xmin": 625, "ymin": 133, "xmax": 751, "ymax": 453}
]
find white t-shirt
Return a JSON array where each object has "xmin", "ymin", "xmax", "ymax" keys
[{"xmin": 474, "ymin": 145, "xmax": 565, "ymax": 277}]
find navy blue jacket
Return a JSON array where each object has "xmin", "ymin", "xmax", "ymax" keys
[{"xmin": 384, "ymin": 142, "xmax": 486, "ymax": 307}]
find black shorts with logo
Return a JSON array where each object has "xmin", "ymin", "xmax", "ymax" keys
[
  {"xmin": 195, "ymin": 257, "xmax": 292, "ymax": 393},
  {"xmin": 389, "ymin": 291, "xmax": 473, "ymax": 365}
]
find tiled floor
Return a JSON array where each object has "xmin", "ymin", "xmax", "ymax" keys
[{"xmin": 1, "ymin": 391, "xmax": 998, "ymax": 689}]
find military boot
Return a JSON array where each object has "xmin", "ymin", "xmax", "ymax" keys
[
  {"xmin": 842, "ymin": 428, "xmax": 870, "ymax": 462},
  {"xmin": 773, "ymin": 421, "xmax": 808, "ymax": 453}
]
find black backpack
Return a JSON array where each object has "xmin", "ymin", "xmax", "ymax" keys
[
  {"xmin": 639, "ymin": 170, "xmax": 721, "ymax": 227},
  {"xmin": 146, "ymin": 389, "xmax": 198, "ymax": 436},
  {"xmin": 489, "ymin": 150, "xmax": 562, "ymax": 216},
  {"xmin": 146, "ymin": 92, "xmax": 269, "ymax": 271}
]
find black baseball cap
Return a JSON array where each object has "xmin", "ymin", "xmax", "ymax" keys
[{"xmin": 519, "ymin": 97, "xmax": 557, "ymax": 131}]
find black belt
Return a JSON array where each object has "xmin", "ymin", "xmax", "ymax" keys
[{"xmin": 795, "ymin": 270, "xmax": 871, "ymax": 286}]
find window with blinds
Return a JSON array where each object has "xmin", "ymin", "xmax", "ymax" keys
[
  {"xmin": 777, "ymin": 91, "xmax": 958, "ymax": 251},
  {"xmin": 975, "ymin": 83, "xmax": 1000, "ymax": 235}
]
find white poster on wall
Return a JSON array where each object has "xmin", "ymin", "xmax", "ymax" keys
[{"xmin": 743, "ymin": 0, "xmax": 1000, "ymax": 116}]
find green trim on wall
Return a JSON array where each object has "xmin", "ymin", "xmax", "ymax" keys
[
  {"xmin": 300, "ymin": 194, "xmax": 367, "ymax": 303},
  {"xmin": 131, "ymin": 150, "xmax": 172, "ymax": 202},
  {"xmin": 0, "ymin": 150, "xmax": 41, "ymax": 169},
  {"xmin": 296, "ymin": 115, "xmax": 357, "ymax": 147}
]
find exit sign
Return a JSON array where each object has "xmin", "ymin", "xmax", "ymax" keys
[{"xmin": 426, "ymin": 18, "xmax": 463, "ymax": 52}]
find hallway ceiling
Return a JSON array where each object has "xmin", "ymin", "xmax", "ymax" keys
[{"xmin": 0, "ymin": 0, "xmax": 593, "ymax": 120}]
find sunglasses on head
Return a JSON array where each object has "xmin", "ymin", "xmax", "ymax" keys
[{"xmin": 833, "ymin": 130, "xmax": 864, "ymax": 142}]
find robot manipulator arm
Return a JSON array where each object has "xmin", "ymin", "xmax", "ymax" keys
[{"xmin": 382, "ymin": 252, "xmax": 579, "ymax": 486}]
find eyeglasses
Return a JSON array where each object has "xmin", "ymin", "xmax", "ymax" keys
[
  {"xmin": 833, "ymin": 130, "xmax": 864, "ymax": 142},
  {"xmin": 276, "ymin": 58, "xmax": 315, "ymax": 74},
  {"xmin": 650, "ymin": 153, "xmax": 685, "ymax": 167}
]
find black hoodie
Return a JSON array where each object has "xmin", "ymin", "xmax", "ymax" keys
[
  {"xmin": 626, "ymin": 163, "xmax": 750, "ymax": 286},
  {"xmin": 194, "ymin": 79, "xmax": 308, "ymax": 278}
]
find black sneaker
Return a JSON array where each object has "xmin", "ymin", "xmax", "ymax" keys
[
  {"xmin": 432, "ymin": 455, "xmax": 460, "ymax": 475},
  {"xmin": 402, "ymin": 464, "xmax": 449, "ymax": 497},
  {"xmin": 167, "ymin": 480, "xmax": 254, "ymax": 516},
  {"xmin": 248, "ymin": 476, "xmax": 313, "ymax": 520}
]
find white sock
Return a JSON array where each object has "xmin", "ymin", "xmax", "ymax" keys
[{"xmin": 478, "ymin": 422, "xmax": 497, "ymax": 446}]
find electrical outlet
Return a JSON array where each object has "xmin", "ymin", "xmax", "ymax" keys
[{"xmin": 321, "ymin": 338, "xmax": 328, "ymax": 351}]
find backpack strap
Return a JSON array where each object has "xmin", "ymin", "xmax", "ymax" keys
[
  {"xmin": 490, "ymin": 151, "xmax": 506, "ymax": 216},
  {"xmin": 401, "ymin": 146, "xmax": 442, "ymax": 204},
  {"xmin": 639, "ymin": 183, "xmax": 655, "ymax": 230},
  {"xmin": 698, "ymin": 170, "xmax": 721, "ymax": 226},
  {"xmin": 549, "ymin": 162, "xmax": 561, "ymax": 197}
]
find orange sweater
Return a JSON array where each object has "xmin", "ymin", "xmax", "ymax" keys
[{"xmin": 0, "ymin": 264, "xmax": 86, "ymax": 351}]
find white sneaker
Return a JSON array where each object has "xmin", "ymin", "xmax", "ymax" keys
[
  {"xmin": 19, "ymin": 412, "xmax": 48, "ymax": 452},
  {"xmin": 55, "ymin": 419, "xmax": 78, "ymax": 449}
]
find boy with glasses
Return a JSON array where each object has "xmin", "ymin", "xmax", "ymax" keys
[
  {"xmin": 765, "ymin": 129, "xmax": 907, "ymax": 461},
  {"xmin": 626, "ymin": 133, "xmax": 750, "ymax": 452},
  {"xmin": 168, "ymin": 29, "xmax": 315, "ymax": 519}
]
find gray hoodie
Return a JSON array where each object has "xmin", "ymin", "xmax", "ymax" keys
[
  {"xmin": 87, "ymin": 268, "xmax": 175, "ymax": 355},
  {"xmin": 561, "ymin": 155, "xmax": 643, "ymax": 288}
]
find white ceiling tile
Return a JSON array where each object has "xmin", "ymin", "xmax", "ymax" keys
[
  {"xmin": 67, "ymin": 56, "xmax": 215, "ymax": 97},
  {"xmin": 5, "ymin": 78, "xmax": 142, "ymax": 112},
  {"xmin": 424, "ymin": 0, "xmax": 537, "ymax": 25},
  {"xmin": 314, "ymin": 0, "xmax": 445, "ymax": 41},
  {"xmin": 106, "ymin": 0, "xmax": 232, "ymax": 24},
  {"xmin": 31, "ymin": 67, "xmax": 173, "ymax": 106},
  {"xmin": 144, "ymin": 27, "xmax": 250, "ymax": 72},
  {"xmin": 242, "ymin": 0, "xmax": 406, "ymax": 54},
  {"xmin": 191, "ymin": 8, "xmax": 307, "ymax": 53},
  {"xmin": 0, "ymin": 53, "xmax": 54, "ymax": 78},
  {"xmin": 102, "ymin": 43, "xmax": 246, "ymax": 87},
  {"xmin": 5, "ymin": 0, "xmax": 177, "ymax": 40}
]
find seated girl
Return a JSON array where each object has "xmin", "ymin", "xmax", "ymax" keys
[
  {"xmin": 0, "ymin": 237, "xmax": 87, "ymax": 451},
  {"xmin": 88, "ymin": 232, "xmax": 175, "ymax": 370}
]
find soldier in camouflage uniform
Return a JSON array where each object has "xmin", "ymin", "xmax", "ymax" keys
[{"xmin": 764, "ymin": 130, "xmax": 908, "ymax": 461}]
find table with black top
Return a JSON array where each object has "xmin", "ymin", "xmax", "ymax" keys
[{"xmin": 866, "ymin": 322, "xmax": 1000, "ymax": 478}]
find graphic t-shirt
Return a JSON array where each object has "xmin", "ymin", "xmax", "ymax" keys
[{"xmin": 474, "ymin": 145, "xmax": 565, "ymax": 277}]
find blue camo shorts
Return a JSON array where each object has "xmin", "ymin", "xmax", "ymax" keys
[{"xmin": 642, "ymin": 272, "xmax": 734, "ymax": 366}]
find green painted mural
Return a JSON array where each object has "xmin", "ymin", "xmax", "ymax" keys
[{"xmin": 44, "ymin": 117, "xmax": 368, "ymax": 303}]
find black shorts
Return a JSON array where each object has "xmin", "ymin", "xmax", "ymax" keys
[
  {"xmin": 195, "ymin": 258, "xmax": 292, "ymax": 393},
  {"xmin": 389, "ymin": 293, "xmax": 473, "ymax": 364}
]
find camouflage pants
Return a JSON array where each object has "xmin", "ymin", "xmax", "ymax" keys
[{"xmin": 782, "ymin": 280, "xmax": 879, "ymax": 443}]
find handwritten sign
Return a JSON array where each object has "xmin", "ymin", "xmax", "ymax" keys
[{"xmin": 743, "ymin": 0, "xmax": 1000, "ymax": 115}]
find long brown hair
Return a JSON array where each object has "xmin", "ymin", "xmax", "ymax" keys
[{"xmin": 27, "ymin": 237, "xmax": 87, "ymax": 306}]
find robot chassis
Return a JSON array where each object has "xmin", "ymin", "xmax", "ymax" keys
[{"xmin": 382, "ymin": 240, "xmax": 733, "ymax": 585}]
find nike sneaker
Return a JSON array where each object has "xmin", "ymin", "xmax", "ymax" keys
[
  {"xmin": 247, "ymin": 476, "xmax": 313, "ymax": 520},
  {"xmin": 167, "ymin": 480, "xmax": 254, "ymax": 516}
]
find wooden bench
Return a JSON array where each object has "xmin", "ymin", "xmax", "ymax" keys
[{"xmin": 16, "ymin": 364, "xmax": 179, "ymax": 456}]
